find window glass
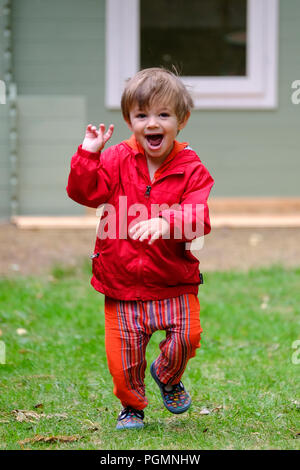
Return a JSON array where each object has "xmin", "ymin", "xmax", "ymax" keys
[{"xmin": 140, "ymin": 0, "xmax": 247, "ymax": 76}]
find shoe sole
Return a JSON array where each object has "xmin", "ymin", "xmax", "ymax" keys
[
  {"xmin": 150, "ymin": 361, "xmax": 191, "ymax": 414},
  {"xmin": 116, "ymin": 422, "xmax": 144, "ymax": 430}
]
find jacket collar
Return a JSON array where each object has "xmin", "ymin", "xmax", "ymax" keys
[{"xmin": 123, "ymin": 134, "xmax": 189, "ymax": 181}]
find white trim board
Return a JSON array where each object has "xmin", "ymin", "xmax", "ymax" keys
[
  {"xmin": 106, "ymin": 0, "xmax": 279, "ymax": 109},
  {"xmin": 11, "ymin": 214, "xmax": 300, "ymax": 229}
]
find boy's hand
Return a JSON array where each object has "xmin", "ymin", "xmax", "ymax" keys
[
  {"xmin": 129, "ymin": 217, "xmax": 170, "ymax": 245},
  {"xmin": 82, "ymin": 123, "xmax": 114, "ymax": 153}
]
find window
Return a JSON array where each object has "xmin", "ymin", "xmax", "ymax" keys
[
  {"xmin": 140, "ymin": 0, "xmax": 247, "ymax": 77},
  {"xmin": 106, "ymin": 0, "xmax": 278, "ymax": 109}
]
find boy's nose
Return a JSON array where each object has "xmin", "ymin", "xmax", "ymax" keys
[{"xmin": 147, "ymin": 116, "xmax": 159, "ymax": 128}]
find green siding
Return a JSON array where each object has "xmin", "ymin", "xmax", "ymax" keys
[
  {"xmin": 2, "ymin": 0, "xmax": 299, "ymax": 217},
  {"xmin": 0, "ymin": 0, "xmax": 9, "ymax": 219},
  {"xmin": 0, "ymin": 110, "xmax": 10, "ymax": 221},
  {"xmin": 12, "ymin": 0, "xmax": 106, "ymax": 121},
  {"xmin": 17, "ymin": 95, "xmax": 86, "ymax": 215}
]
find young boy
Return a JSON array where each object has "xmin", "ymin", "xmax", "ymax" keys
[{"xmin": 67, "ymin": 67, "xmax": 214, "ymax": 430}]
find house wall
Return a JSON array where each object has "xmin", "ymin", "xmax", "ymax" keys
[
  {"xmin": 0, "ymin": 0, "xmax": 10, "ymax": 219},
  {"xmin": 0, "ymin": 0, "xmax": 299, "ymax": 218}
]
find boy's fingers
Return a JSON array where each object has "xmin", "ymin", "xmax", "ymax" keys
[
  {"xmin": 131, "ymin": 224, "xmax": 150, "ymax": 240},
  {"xmin": 131, "ymin": 227, "xmax": 146, "ymax": 240},
  {"xmin": 138, "ymin": 227, "xmax": 153, "ymax": 241},
  {"xmin": 90, "ymin": 125, "xmax": 98, "ymax": 135},
  {"xmin": 148, "ymin": 231, "xmax": 160, "ymax": 245},
  {"xmin": 103, "ymin": 124, "xmax": 114, "ymax": 143},
  {"xmin": 129, "ymin": 220, "xmax": 146, "ymax": 234}
]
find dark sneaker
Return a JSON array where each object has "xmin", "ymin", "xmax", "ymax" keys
[
  {"xmin": 116, "ymin": 406, "xmax": 145, "ymax": 430},
  {"xmin": 150, "ymin": 361, "xmax": 191, "ymax": 414}
]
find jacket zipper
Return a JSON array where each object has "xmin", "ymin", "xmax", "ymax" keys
[
  {"xmin": 145, "ymin": 185, "xmax": 152, "ymax": 197},
  {"xmin": 137, "ymin": 171, "xmax": 185, "ymax": 298}
]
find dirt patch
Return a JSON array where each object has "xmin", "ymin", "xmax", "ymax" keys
[{"xmin": 1, "ymin": 222, "xmax": 300, "ymax": 277}]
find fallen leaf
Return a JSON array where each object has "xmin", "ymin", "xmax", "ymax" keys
[
  {"xmin": 12, "ymin": 410, "xmax": 40, "ymax": 423},
  {"xmin": 12, "ymin": 409, "xmax": 68, "ymax": 423},
  {"xmin": 199, "ymin": 408, "xmax": 211, "ymax": 415},
  {"xmin": 212, "ymin": 405, "xmax": 223, "ymax": 413},
  {"xmin": 18, "ymin": 434, "xmax": 82, "ymax": 446},
  {"xmin": 34, "ymin": 403, "xmax": 44, "ymax": 409},
  {"xmin": 44, "ymin": 413, "xmax": 68, "ymax": 420},
  {"xmin": 203, "ymin": 428, "xmax": 208, "ymax": 433},
  {"xmin": 84, "ymin": 419, "xmax": 101, "ymax": 431},
  {"xmin": 0, "ymin": 329, "xmax": 2, "ymax": 337},
  {"xmin": 16, "ymin": 328, "xmax": 27, "ymax": 336}
]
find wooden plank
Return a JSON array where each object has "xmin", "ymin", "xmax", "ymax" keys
[
  {"xmin": 211, "ymin": 215, "xmax": 300, "ymax": 228},
  {"xmin": 11, "ymin": 216, "xmax": 98, "ymax": 229},
  {"xmin": 13, "ymin": 0, "xmax": 105, "ymax": 20},
  {"xmin": 17, "ymin": 95, "xmax": 85, "ymax": 118},
  {"xmin": 17, "ymin": 95, "xmax": 86, "ymax": 215},
  {"xmin": 0, "ymin": 189, "xmax": 10, "ymax": 219},
  {"xmin": 11, "ymin": 214, "xmax": 300, "ymax": 230},
  {"xmin": 18, "ymin": 188, "xmax": 84, "ymax": 216},
  {"xmin": 209, "ymin": 197, "xmax": 300, "ymax": 214}
]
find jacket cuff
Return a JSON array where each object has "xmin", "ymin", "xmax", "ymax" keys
[{"xmin": 77, "ymin": 144, "xmax": 101, "ymax": 160}]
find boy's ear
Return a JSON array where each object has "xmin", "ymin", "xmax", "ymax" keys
[{"xmin": 178, "ymin": 111, "xmax": 190, "ymax": 131}]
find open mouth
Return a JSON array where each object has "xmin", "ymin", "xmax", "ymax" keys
[{"xmin": 146, "ymin": 134, "xmax": 163, "ymax": 147}]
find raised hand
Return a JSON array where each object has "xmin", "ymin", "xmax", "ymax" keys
[
  {"xmin": 82, "ymin": 123, "xmax": 114, "ymax": 153},
  {"xmin": 129, "ymin": 217, "xmax": 170, "ymax": 245}
]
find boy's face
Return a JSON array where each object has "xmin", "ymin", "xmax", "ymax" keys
[{"xmin": 127, "ymin": 100, "xmax": 189, "ymax": 164}]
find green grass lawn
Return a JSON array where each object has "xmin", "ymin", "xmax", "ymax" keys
[{"xmin": 0, "ymin": 262, "xmax": 299, "ymax": 450}]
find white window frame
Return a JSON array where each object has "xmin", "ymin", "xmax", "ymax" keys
[{"xmin": 106, "ymin": 0, "xmax": 279, "ymax": 109}]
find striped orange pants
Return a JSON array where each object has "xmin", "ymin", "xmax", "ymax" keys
[{"xmin": 104, "ymin": 293, "xmax": 202, "ymax": 410}]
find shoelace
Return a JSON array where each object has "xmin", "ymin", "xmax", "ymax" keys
[{"xmin": 118, "ymin": 407, "xmax": 144, "ymax": 421}]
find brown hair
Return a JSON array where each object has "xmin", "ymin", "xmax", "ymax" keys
[{"xmin": 121, "ymin": 67, "xmax": 194, "ymax": 125}]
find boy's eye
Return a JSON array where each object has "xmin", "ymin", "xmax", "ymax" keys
[
  {"xmin": 136, "ymin": 113, "xmax": 146, "ymax": 119},
  {"xmin": 160, "ymin": 112, "xmax": 170, "ymax": 118}
]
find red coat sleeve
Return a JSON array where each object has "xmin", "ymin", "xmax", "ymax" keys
[
  {"xmin": 159, "ymin": 163, "xmax": 214, "ymax": 242},
  {"xmin": 66, "ymin": 144, "xmax": 116, "ymax": 208}
]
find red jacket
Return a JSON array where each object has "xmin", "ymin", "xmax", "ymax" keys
[{"xmin": 66, "ymin": 139, "xmax": 214, "ymax": 300}]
